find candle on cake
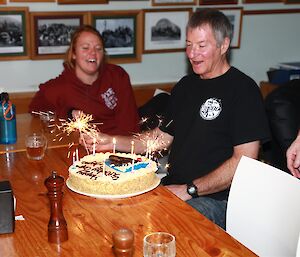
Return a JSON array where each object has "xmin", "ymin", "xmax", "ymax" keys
[
  {"xmin": 145, "ymin": 140, "xmax": 149, "ymax": 159},
  {"xmin": 75, "ymin": 148, "xmax": 79, "ymax": 162},
  {"xmin": 92, "ymin": 138, "xmax": 96, "ymax": 156},
  {"xmin": 72, "ymin": 151, "xmax": 76, "ymax": 165},
  {"xmin": 113, "ymin": 138, "xmax": 116, "ymax": 154},
  {"xmin": 131, "ymin": 141, "xmax": 134, "ymax": 155}
]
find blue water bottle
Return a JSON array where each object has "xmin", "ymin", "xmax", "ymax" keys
[{"xmin": 0, "ymin": 92, "xmax": 17, "ymax": 144}]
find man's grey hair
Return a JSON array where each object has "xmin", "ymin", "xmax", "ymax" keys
[{"xmin": 187, "ymin": 8, "xmax": 233, "ymax": 48}]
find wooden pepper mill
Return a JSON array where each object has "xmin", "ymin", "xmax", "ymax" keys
[
  {"xmin": 44, "ymin": 171, "xmax": 68, "ymax": 244},
  {"xmin": 112, "ymin": 228, "xmax": 134, "ymax": 257}
]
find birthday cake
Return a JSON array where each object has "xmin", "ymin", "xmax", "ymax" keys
[{"xmin": 67, "ymin": 152, "xmax": 159, "ymax": 196}]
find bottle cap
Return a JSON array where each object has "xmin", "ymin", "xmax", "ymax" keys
[{"xmin": 0, "ymin": 92, "xmax": 9, "ymax": 102}]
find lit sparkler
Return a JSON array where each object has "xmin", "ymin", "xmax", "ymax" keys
[
  {"xmin": 32, "ymin": 111, "xmax": 100, "ymax": 156},
  {"xmin": 136, "ymin": 115, "xmax": 170, "ymax": 161}
]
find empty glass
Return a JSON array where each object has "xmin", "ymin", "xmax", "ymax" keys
[
  {"xmin": 40, "ymin": 112, "xmax": 55, "ymax": 133},
  {"xmin": 143, "ymin": 232, "xmax": 176, "ymax": 257}
]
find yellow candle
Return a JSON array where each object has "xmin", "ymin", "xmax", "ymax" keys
[
  {"xmin": 131, "ymin": 141, "xmax": 134, "ymax": 155},
  {"xmin": 113, "ymin": 138, "xmax": 116, "ymax": 154}
]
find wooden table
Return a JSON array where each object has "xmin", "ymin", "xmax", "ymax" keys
[
  {"xmin": 0, "ymin": 113, "xmax": 77, "ymax": 154},
  {"xmin": 0, "ymin": 147, "xmax": 257, "ymax": 257}
]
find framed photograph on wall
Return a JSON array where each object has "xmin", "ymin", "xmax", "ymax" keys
[
  {"xmin": 243, "ymin": 0, "xmax": 281, "ymax": 3},
  {"xmin": 30, "ymin": 12, "xmax": 88, "ymax": 60},
  {"xmin": 90, "ymin": 10, "xmax": 142, "ymax": 64},
  {"xmin": 143, "ymin": 8, "xmax": 192, "ymax": 54},
  {"xmin": 284, "ymin": 0, "xmax": 300, "ymax": 4},
  {"xmin": 219, "ymin": 8, "xmax": 243, "ymax": 48},
  {"xmin": 57, "ymin": 0, "xmax": 107, "ymax": 5},
  {"xmin": 152, "ymin": 0, "xmax": 196, "ymax": 6},
  {"xmin": 199, "ymin": 0, "xmax": 237, "ymax": 5},
  {"xmin": 0, "ymin": 7, "xmax": 30, "ymax": 60}
]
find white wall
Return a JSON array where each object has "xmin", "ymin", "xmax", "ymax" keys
[{"xmin": 0, "ymin": 1, "xmax": 300, "ymax": 92}]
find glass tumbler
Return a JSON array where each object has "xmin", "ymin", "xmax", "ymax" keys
[{"xmin": 143, "ymin": 232, "xmax": 176, "ymax": 257}]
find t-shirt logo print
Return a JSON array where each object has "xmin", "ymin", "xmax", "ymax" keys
[
  {"xmin": 101, "ymin": 88, "xmax": 118, "ymax": 110},
  {"xmin": 200, "ymin": 98, "xmax": 222, "ymax": 120}
]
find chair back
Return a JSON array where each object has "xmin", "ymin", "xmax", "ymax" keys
[{"xmin": 227, "ymin": 156, "xmax": 300, "ymax": 257}]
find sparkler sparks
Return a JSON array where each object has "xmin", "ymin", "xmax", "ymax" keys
[
  {"xmin": 57, "ymin": 113, "xmax": 99, "ymax": 138},
  {"xmin": 137, "ymin": 115, "xmax": 170, "ymax": 160},
  {"xmin": 32, "ymin": 111, "xmax": 100, "ymax": 156}
]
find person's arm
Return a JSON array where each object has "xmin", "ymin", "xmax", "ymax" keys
[
  {"xmin": 165, "ymin": 140, "xmax": 260, "ymax": 201},
  {"xmin": 286, "ymin": 130, "xmax": 300, "ymax": 178},
  {"xmin": 82, "ymin": 127, "xmax": 173, "ymax": 154}
]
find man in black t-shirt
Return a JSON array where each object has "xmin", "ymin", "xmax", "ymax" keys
[{"xmin": 83, "ymin": 9, "xmax": 270, "ymax": 229}]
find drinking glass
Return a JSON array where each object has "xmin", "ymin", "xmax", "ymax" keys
[
  {"xmin": 25, "ymin": 133, "xmax": 47, "ymax": 160},
  {"xmin": 143, "ymin": 232, "xmax": 176, "ymax": 257},
  {"xmin": 40, "ymin": 112, "xmax": 55, "ymax": 133}
]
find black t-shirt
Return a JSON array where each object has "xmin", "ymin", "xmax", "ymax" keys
[{"xmin": 160, "ymin": 67, "xmax": 270, "ymax": 200}]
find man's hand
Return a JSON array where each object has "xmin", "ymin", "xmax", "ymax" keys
[
  {"xmin": 286, "ymin": 132, "xmax": 300, "ymax": 178},
  {"xmin": 165, "ymin": 184, "xmax": 192, "ymax": 201}
]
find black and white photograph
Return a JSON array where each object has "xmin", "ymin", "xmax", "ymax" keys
[
  {"xmin": 37, "ymin": 19, "xmax": 78, "ymax": 50},
  {"xmin": 143, "ymin": 8, "xmax": 192, "ymax": 53},
  {"xmin": 30, "ymin": 12, "xmax": 87, "ymax": 60},
  {"xmin": 95, "ymin": 17, "xmax": 134, "ymax": 56},
  {"xmin": 91, "ymin": 10, "xmax": 142, "ymax": 64},
  {"xmin": 0, "ymin": 7, "xmax": 29, "ymax": 60}
]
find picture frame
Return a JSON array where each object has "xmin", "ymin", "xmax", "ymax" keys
[
  {"xmin": 243, "ymin": 0, "xmax": 281, "ymax": 3},
  {"xmin": 143, "ymin": 8, "xmax": 192, "ymax": 54},
  {"xmin": 0, "ymin": 7, "xmax": 30, "ymax": 60},
  {"xmin": 199, "ymin": 0, "xmax": 238, "ymax": 5},
  {"xmin": 219, "ymin": 8, "xmax": 243, "ymax": 48},
  {"xmin": 10, "ymin": 0, "xmax": 54, "ymax": 3},
  {"xmin": 89, "ymin": 10, "xmax": 142, "ymax": 64},
  {"xmin": 57, "ymin": 0, "xmax": 107, "ymax": 5},
  {"xmin": 284, "ymin": 0, "xmax": 300, "ymax": 4},
  {"xmin": 30, "ymin": 12, "xmax": 88, "ymax": 60},
  {"xmin": 152, "ymin": 0, "xmax": 196, "ymax": 6}
]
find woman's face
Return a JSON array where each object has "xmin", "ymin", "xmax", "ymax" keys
[{"xmin": 72, "ymin": 31, "xmax": 104, "ymax": 79}]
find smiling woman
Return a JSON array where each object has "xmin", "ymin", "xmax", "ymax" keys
[{"xmin": 29, "ymin": 25, "xmax": 140, "ymax": 136}]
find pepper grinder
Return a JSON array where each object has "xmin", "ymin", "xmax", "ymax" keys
[
  {"xmin": 44, "ymin": 171, "xmax": 68, "ymax": 244},
  {"xmin": 112, "ymin": 228, "xmax": 134, "ymax": 257}
]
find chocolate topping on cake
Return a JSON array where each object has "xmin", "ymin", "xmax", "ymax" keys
[{"xmin": 109, "ymin": 155, "xmax": 133, "ymax": 166}]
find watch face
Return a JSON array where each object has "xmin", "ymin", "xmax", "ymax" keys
[{"xmin": 188, "ymin": 186, "xmax": 196, "ymax": 195}]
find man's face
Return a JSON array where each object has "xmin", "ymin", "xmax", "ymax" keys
[{"xmin": 186, "ymin": 24, "xmax": 227, "ymax": 79}]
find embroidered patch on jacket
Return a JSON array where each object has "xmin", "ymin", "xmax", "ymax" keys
[
  {"xmin": 101, "ymin": 88, "xmax": 118, "ymax": 110},
  {"xmin": 199, "ymin": 98, "xmax": 222, "ymax": 120}
]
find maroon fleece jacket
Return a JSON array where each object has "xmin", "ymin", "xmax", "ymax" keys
[{"xmin": 29, "ymin": 63, "xmax": 140, "ymax": 136}]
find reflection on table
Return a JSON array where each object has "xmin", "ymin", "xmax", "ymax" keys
[
  {"xmin": 0, "ymin": 147, "xmax": 257, "ymax": 257},
  {"xmin": 0, "ymin": 113, "xmax": 78, "ymax": 154}
]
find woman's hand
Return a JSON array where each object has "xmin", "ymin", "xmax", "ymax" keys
[
  {"xmin": 80, "ymin": 132, "xmax": 113, "ymax": 153},
  {"xmin": 72, "ymin": 110, "xmax": 84, "ymax": 119}
]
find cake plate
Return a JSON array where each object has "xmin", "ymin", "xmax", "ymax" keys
[{"xmin": 66, "ymin": 177, "xmax": 161, "ymax": 199}]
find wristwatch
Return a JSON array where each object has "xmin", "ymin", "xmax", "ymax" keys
[{"xmin": 187, "ymin": 183, "xmax": 198, "ymax": 198}]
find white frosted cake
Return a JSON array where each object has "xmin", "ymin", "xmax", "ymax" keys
[{"xmin": 67, "ymin": 152, "xmax": 158, "ymax": 195}]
